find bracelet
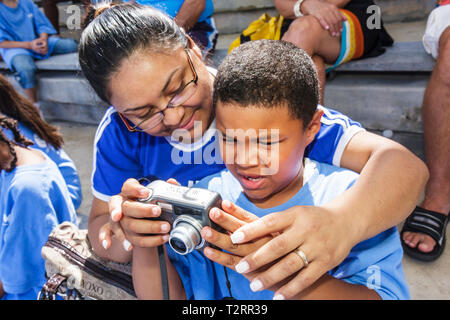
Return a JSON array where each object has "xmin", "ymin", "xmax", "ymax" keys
[{"xmin": 293, "ymin": 0, "xmax": 305, "ymax": 18}]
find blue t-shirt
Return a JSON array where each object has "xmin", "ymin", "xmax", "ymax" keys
[
  {"xmin": 168, "ymin": 159, "xmax": 410, "ymax": 300},
  {"xmin": 0, "ymin": 0, "xmax": 59, "ymax": 69},
  {"xmin": 0, "ymin": 152, "xmax": 78, "ymax": 300},
  {"xmin": 92, "ymin": 103, "xmax": 365, "ymax": 202},
  {"xmin": 2, "ymin": 122, "xmax": 82, "ymax": 211},
  {"xmin": 122, "ymin": 0, "xmax": 214, "ymax": 22}
]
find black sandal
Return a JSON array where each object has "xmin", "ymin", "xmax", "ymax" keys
[{"xmin": 400, "ymin": 206, "xmax": 448, "ymax": 262}]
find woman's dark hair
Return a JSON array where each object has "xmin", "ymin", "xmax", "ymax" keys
[
  {"xmin": 213, "ymin": 40, "xmax": 319, "ymax": 127},
  {"xmin": 0, "ymin": 74, "xmax": 63, "ymax": 149},
  {"xmin": 79, "ymin": 3, "xmax": 188, "ymax": 104},
  {"xmin": 0, "ymin": 114, "xmax": 34, "ymax": 172}
]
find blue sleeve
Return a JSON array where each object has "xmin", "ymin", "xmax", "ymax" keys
[
  {"xmin": 305, "ymin": 106, "xmax": 365, "ymax": 167},
  {"xmin": 329, "ymin": 227, "xmax": 410, "ymax": 300},
  {"xmin": 0, "ymin": 178, "xmax": 60, "ymax": 295},
  {"xmin": 91, "ymin": 108, "xmax": 142, "ymax": 201},
  {"xmin": 50, "ymin": 149, "xmax": 82, "ymax": 211},
  {"xmin": 28, "ymin": 0, "xmax": 56, "ymax": 35}
]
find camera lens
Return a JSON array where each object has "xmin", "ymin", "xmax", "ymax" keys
[
  {"xmin": 169, "ymin": 216, "xmax": 204, "ymax": 255},
  {"xmin": 169, "ymin": 238, "xmax": 187, "ymax": 254}
]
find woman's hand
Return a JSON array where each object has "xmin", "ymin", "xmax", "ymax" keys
[
  {"xmin": 226, "ymin": 205, "xmax": 357, "ymax": 299},
  {"xmin": 301, "ymin": 0, "xmax": 347, "ymax": 37}
]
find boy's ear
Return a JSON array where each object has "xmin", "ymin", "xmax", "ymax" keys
[
  {"xmin": 304, "ymin": 109, "xmax": 323, "ymax": 146},
  {"xmin": 186, "ymin": 35, "xmax": 203, "ymax": 60}
]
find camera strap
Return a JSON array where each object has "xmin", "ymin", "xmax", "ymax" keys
[{"xmin": 158, "ymin": 245, "xmax": 170, "ymax": 300}]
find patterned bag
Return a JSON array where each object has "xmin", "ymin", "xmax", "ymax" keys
[{"xmin": 39, "ymin": 222, "xmax": 136, "ymax": 300}]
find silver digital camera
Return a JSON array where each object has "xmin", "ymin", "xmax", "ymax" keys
[{"xmin": 138, "ymin": 180, "xmax": 222, "ymax": 255}]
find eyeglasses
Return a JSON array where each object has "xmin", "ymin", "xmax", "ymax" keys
[{"xmin": 119, "ymin": 47, "xmax": 199, "ymax": 132}]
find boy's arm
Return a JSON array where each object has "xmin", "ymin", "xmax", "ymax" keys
[
  {"xmin": 133, "ymin": 246, "xmax": 186, "ymax": 300},
  {"xmin": 0, "ymin": 281, "xmax": 4, "ymax": 299}
]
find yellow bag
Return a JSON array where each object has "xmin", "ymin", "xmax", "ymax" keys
[{"xmin": 228, "ymin": 13, "xmax": 285, "ymax": 54}]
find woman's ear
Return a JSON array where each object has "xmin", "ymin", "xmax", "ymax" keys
[
  {"xmin": 186, "ymin": 35, "xmax": 203, "ymax": 60},
  {"xmin": 304, "ymin": 109, "xmax": 323, "ymax": 146}
]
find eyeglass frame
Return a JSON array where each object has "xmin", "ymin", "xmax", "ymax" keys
[{"xmin": 118, "ymin": 46, "xmax": 199, "ymax": 133}]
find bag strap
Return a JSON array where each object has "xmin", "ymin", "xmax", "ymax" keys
[{"xmin": 38, "ymin": 274, "xmax": 67, "ymax": 300}]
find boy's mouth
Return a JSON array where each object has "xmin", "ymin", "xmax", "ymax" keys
[{"xmin": 237, "ymin": 172, "xmax": 266, "ymax": 190}]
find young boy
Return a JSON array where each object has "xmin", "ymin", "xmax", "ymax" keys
[{"xmin": 132, "ymin": 40, "xmax": 409, "ymax": 300}]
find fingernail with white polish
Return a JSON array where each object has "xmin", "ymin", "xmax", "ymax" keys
[
  {"xmin": 230, "ymin": 231, "xmax": 245, "ymax": 244},
  {"xmin": 250, "ymin": 279, "xmax": 263, "ymax": 292},
  {"xmin": 102, "ymin": 240, "xmax": 108, "ymax": 250},
  {"xmin": 123, "ymin": 239, "xmax": 132, "ymax": 251},
  {"xmin": 273, "ymin": 294, "xmax": 285, "ymax": 300},
  {"xmin": 235, "ymin": 261, "xmax": 249, "ymax": 274},
  {"xmin": 111, "ymin": 208, "xmax": 121, "ymax": 221}
]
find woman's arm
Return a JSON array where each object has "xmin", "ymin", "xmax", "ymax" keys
[
  {"xmin": 174, "ymin": 0, "xmax": 206, "ymax": 32},
  {"xmin": 133, "ymin": 246, "xmax": 186, "ymax": 300},
  {"xmin": 337, "ymin": 131, "xmax": 429, "ymax": 240}
]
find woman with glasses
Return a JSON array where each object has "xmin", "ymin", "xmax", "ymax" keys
[{"xmin": 79, "ymin": 3, "xmax": 428, "ymax": 299}]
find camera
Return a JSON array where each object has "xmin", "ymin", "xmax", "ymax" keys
[{"xmin": 138, "ymin": 180, "xmax": 222, "ymax": 255}]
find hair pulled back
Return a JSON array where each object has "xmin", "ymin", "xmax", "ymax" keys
[{"xmin": 79, "ymin": 3, "xmax": 188, "ymax": 103}]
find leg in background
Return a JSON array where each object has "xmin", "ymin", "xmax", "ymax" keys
[
  {"xmin": 281, "ymin": 15, "xmax": 341, "ymax": 104},
  {"xmin": 10, "ymin": 54, "xmax": 38, "ymax": 104},
  {"xmin": 402, "ymin": 26, "xmax": 450, "ymax": 253}
]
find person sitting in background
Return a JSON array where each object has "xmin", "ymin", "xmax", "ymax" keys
[
  {"xmin": 0, "ymin": 112, "xmax": 77, "ymax": 300},
  {"xmin": 273, "ymin": 0, "xmax": 393, "ymax": 103},
  {"xmin": 0, "ymin": 0, "xmax": 78, "ymax": 104},
  {"xmin": 123, "ymin": 0, "xmax": 218, "ymax": 57},
  {"xmin": 401, "ymin": 0, "xmax": 450, "ymax": 262},
  {"xmin": 0, "ymin": 74, "xmax": 82, "ymax": 211}
]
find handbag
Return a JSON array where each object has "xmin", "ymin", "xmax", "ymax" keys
[
  {"xmin": 228, "ymin": 13, "xmax": 285, "ymax": 54},
  {"xmin": 39, "ymin": 221, "xmax": 137, "ymax": 300}
]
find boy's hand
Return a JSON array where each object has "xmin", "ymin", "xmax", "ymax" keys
[
  {"xmin": 301, "ymin": 0, "xmax": 347, "ymax": 37},
  {"xmin": 201, "ymin": 201, "xmax": 274, "ymax": 279}
]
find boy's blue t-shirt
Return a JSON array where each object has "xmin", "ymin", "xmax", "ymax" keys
[
  {"xmin": 0, "ymin": 0, "xmax": 59, "ymax": 69},
  {"xmin": 92, "ymin": 103, "xmax": 364, "ymax": 202},
  {"xmin": 168, "ymin": 160, "xmax": 410, "ymax": 300},
  {"xmin": 0, "ymin": 152, "xmax": 78, "ymax": 300},
  {"xmin": 2, "ymin": 122, "xmax": 82, "ymax": 210},
  {"xmin": 122, "ymin": 0, "xmax": 214, "ymax": 22}
]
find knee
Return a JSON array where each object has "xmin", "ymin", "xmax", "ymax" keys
[
  {"xmin": 282, "ymin": 16, "xmax": 324, "ymax": 50},
  {"xmin": 286, "ymin": 16, "xmax": 323, "ymax": 37}
]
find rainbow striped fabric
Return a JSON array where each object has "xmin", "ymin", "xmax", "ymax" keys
[{"xmin": 325, "ymin": 9, "xmax": 364, "ymax": 73}]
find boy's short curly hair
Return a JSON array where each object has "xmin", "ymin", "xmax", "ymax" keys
[{"xmin": 213, "ymin": 40, "xmax": 319, "ymax": 127}]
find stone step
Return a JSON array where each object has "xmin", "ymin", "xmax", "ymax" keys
[{"xmin": 324, "ymin": 73, "xmax": 427, "ymax": 134}]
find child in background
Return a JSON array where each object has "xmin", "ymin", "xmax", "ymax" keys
[
  {"xmin": 0, "ymin": 0, "xmax": 78, "ymax": 104},
  {"xmin": 0, "ymin": 86, "xmax": 78, "ymax": 300},
  {"xmin": 0, "ymin": 74, "xmax": 82, "ymax": 211},
  {"xmin": 132, "ymin": 40, "xmax": 410, "ymax": 300}
]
